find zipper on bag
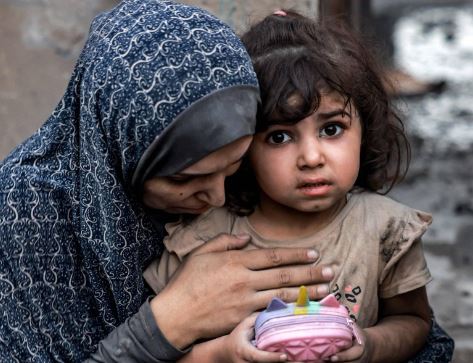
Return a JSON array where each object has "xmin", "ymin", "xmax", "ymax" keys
[{"xmin": 257, "ymin": 314, "xmax": 353, "ymax": 338}]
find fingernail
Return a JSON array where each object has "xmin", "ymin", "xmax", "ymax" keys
[
  {"xmin": 280, "ymin": 354, "xmax": 287, "ymax": 361},
  {"xmin": 331, "ymin": 356, "xmax": 339, "ymax": 362},
  {"xmin": 317, "ymin": 284, "xmax": 330, "ymax": 295},
  {"xmin": 307, "ymin": 250, "xmax": 319, "ymax": 260},
  {"xmin": 236, "ymin": 234, "xmax": 250, "ymax": 240},
  {"xmin": 322, "ymin": 266, "xmax": 334, "ymax": 279}
]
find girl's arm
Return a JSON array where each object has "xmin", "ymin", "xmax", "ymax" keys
[
  {"xmin": 177, "ymin": 314, "xmax": 287, "ymax": 363},
  {"xmin": 177, "ymin": 337, "xmax": 227, "ymax": 363},
  {"xmin": 332, "ymin": 286, "xmax": 431, "ymax": 363},
  {"xmin": 367, "ymin": 286, "xmax": 431, "ymax": 362}
]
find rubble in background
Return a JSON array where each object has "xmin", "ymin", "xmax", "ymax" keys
[{"xmin": 390, "ymin": 4, "xmax": 473, "ymax": 361}]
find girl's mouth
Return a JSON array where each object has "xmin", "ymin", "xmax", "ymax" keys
[
  {"xmin": 297, "ymin": 178, "xmax": 331, "ymax": 188},
  {"xmin": 298, "ymin": 181, "xmax": 333, "ymax": 196},
  {"xmin": 300, "ymin": 182, "xmax": 328, "ymax": 188}
]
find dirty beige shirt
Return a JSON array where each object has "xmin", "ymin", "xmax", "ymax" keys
[{"xmin": 143, "ymin": 191, "xmax": 432, "ymax": 328}]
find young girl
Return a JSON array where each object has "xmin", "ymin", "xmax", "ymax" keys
[{"xmin": 144, "ymin": 10, "xmax": 445, "ymax": 363}]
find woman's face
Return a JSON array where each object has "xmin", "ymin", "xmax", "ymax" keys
[{"xmin": 142, "ymin": 136, "xmax": 252, "ymax": 214}]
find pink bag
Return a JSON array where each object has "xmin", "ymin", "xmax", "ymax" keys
[{"xmin": 255, "ymin": 287, "xmax": 361, "ymax": 362}]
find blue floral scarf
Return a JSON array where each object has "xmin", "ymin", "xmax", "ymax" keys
[{"xmin": 0, "ymin": 0, "xmax": 258, "ymax": 361}]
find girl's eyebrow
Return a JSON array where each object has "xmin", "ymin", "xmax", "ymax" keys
[
  {"xmin": 317, "ymin": 109, "xmax": 352, "ymax": 120},
  {"xmin": 172, "ymin": 156, "xmax": 244, "ymax": 177}
]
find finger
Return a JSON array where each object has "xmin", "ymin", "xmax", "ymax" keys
[
  {"xmin": 242, "ymin": 312, "xmax": 259, "ymax": 327},
  {"xmin": 240, "ymin": 247, "xmax": 320, "ymax": 270},
  {"xmin": 235, "ymin": 312, "xmax": 258, "ymax": 335},
  {"xmin": 251, "ymin": 263, "xmax": 334, "ymax": 291},
  {"xmin": 243, "ymin": 344, "xmax": 288, "ymax": 362},
  {"xmin": 245, "ymin": 349, "xmax": 288, "ymax": 362},
  {"xmin": 190, "ymin": 233, "xmax": 250, "ymax": 255},
  {"xmin": 329, "ymin": 344, "xmax": 364, "ymax": 362},
  {"xmin": 237, "ymin": 314, "xmax": 288, "ymax": 362}
]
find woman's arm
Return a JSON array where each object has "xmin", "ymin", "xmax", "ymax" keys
[
  {"xmin": 333, "ymin": 287, "xmax": 431, "ymax": 363},
  {"xmin": 86, "ymin": 299, "xmax": 189, "ymax": 363},
  {"xmin": 407, "ymin": 316, "xmax": 454, "ymax": 363}
]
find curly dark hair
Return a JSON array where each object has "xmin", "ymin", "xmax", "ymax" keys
[{"xmin": 225, "ymin": 10, "xmax": 410, "ymax": 216}]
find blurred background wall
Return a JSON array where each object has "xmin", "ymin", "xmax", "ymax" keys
[
  {"xmin": 0, "ymin": 0, "xmax": 472, "ymax": 361},
  {"xmin": 0, "ymin": 0, "xmax": 321, "ymax": 158}
]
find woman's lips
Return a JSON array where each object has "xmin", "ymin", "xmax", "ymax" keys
[{"xmin": 180, "ymin": 205, "xmax": 210, "ymax": 214}]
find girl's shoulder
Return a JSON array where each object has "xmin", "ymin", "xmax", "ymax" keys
[
  {"xmin": 351, "ymin": 190, "xmax": 432, "ymax": 232},
  {"xmin": 353, "ymin": 190, "xmax": 429, "ymax": 215},
  {"xmin": 163, "ymin": 207, "xmax": 238, "ymax": 257}
]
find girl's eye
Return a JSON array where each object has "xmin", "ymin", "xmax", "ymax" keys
[
  {"xmin": 267, "ymin": 131, "xmax": 292, "ymax": 144},
  {"xmin": 320, "ymin": 124, "xmax": 344, "ymax": 138}
]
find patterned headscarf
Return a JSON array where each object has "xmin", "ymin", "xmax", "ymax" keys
[{"xmin": 0, "ymin": 0, "xmax": 258, "ymax": 361}]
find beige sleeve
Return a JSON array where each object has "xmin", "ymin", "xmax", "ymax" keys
[
  {"xmin": 143, "ymin": 250, "xmax": 182, "ymax": 294},
  {"xmin": 143, "ymin": 207, "xmax": 235, "ymax": 294},
  {"xmin": 379, "ymin": 210, "xmax": 433, "ymax": 299},
  {"xmin": 163, "ymin": 207, "xmax": 235, "ymax": 258}
]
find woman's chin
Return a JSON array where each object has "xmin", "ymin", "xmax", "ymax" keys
[{"xmin": 166, "ymin": 205, "xmax": 210, "ymax": 215}]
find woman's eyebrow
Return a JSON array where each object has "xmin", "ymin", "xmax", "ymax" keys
[{"xmin": 172, "ymin": 156, "xmax": 245, "ymax": 177}]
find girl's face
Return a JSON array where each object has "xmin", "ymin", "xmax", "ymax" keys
[
  {"xmin": 142, "ymin": 136, "xmax": 252, "ymax": 214},
  {"xmin": 249, "ymin": 92, "xmax": 362, "ymax": 217}
]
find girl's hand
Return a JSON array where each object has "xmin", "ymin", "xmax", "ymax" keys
[
  {"xmin": 327, "ymin": 324, "xmax": 372, "ymax": 363},
  {"xmin": 219, "ymin": 313, "xmax": 288, "ymax": 363},
  {"xmin": 151, "ymin": 233, "xmax": 334, "ymax": 349},
  {"xmin": 178, "ymin": 314, "xmax": 286, "ymax": 363}
]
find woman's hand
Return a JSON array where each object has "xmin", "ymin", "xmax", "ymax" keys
[{"xmin": 151, "ymin": 233, "xmax": 334, "ymax": 349}]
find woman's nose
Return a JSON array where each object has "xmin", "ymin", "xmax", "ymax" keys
[
  {"xmin": 195, "ymin": 173, "xmax": 226, "ymax": 207},
  {"xmin": 297, "ymin": 137, "xmax": 325, "ymax": 169}
]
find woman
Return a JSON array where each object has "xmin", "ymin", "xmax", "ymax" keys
[{"xmin": 0, "ymin": 1, "xmax": 332, "ymax": 361}]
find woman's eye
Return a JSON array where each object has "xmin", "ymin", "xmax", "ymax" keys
[
  {"xmin": 267, "ymin": 131, "xmax": 292, "ymax": 144},
  {"xmin": 225, "ymin": 160, "xmax": 242, "ymax": 176},
  {"xmin": 167, "ymin": 175, "xmax": 191, "ymax": 184},
  {"xmin": 320, "ymin": 124, "xmax": 344, "ymax": 137}
]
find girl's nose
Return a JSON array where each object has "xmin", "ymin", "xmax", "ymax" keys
[
  {"xmin": 194, "ymin": 173, "xmax": 226, "ymax": 207},
  {"xmin": 297, "ymin": 137, "xmax": 325, "ymax": 169}
]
